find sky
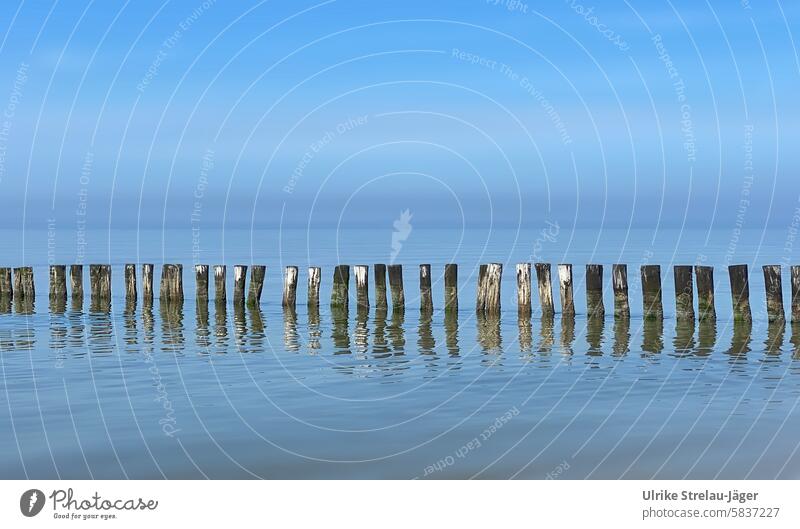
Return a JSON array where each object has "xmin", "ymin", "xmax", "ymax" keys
[{"xmin": 0, "ymin": 0, "xmax": 798, "ymax": 232}]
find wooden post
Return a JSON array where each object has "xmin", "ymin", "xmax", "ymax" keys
[
  {"xmin": 695, "ymin": 265, "xmax": 716, "ymax": 321},
  {"xmin": 586, "ymin": 264, "xmax": 604, "ymax": 318},
  {"xmin": 558, "ymin": 264, "xmax": 575, "ymax": 316},
  {"xmin": 13, "ymin": 267, "xmax": 34, "ymax": 300},
  {"xmin": 641, "ymin": 265, "xmax": 663, "ymax": 320},
  {"xmin": 763, "ymin": 265, "xmax": 785, "ymax": 322},
  {"xmin": 195, "ymin": 265, "xmax": 209, "ymax": 301},
  {"xmin": 444, "ymin": 264, "xmax": 458, "ymax": 313},
  {"xmin": 124, "ymin": 264, "xmax": 137, "ymax": 303},
  {"xmin": 159, "ymin": 264, "xmax": 184, "ymax": 302},
  {"xmin": 331, "ymin": 265, "xmax": 350, "ymax": 308},
  {"xmin": 728, "ymin": 264, "xmax": 752, "ymax": 321},
  {"xmin": 282, "ymin": 266, "xmax": 298, "ymax": 308},
  {"xmin": 142, "ymin": 264, "xmax": 154, "ymax": 304},
  {"xmin": 477, "ymin": 263, "xmax": 502, "ymax": 314},
  {"xmin": 674, "ymin": 265, "xmax": 694, "ymax": 320},
  {"xmin": 419, "ymin": 264, "xmax": 432, "ymax": 312},
  {"xmin": 476, "ymin": 264, "xmax": 487, "ymax": 311},
  {"xmin": 213, "ymin": 265, "xmax": 226, "ymax": 303},
  {"xmin": 247, "ymin": 265, "xmax": 266, "ymax": 308},
  {"xmin": 612, "ymin": 264, "xmax": 630, "ymax": 318},
  {"xmin": 792, "ymin": 266, "xmax": 800, "ymax": 323},
  {"xmin": 388, "ymin": 264, "xmax": 404, "ymax": 310},
  {"xmin": 516, "ymin": 263, "xmax": 531, "ymax": 317},
  {"xmin": 233, "ymin": 265, "xmax": 247, "ymax": 304},
  {"xmin": 0, "ymin": 267, "xmax": 11, "ymax": 298},
  {"xmin": 535, "ymin": 263, "xmax": 554, "ymax": 317},
  {"xmin": 307, "ymin": 266, "xmax": 321, "ymax": 306},
  {"xmin": 49, "ymin": 265, "xmax": 67, "ymax": 301},
  {"xmin": 89, "ymin": 264, "xmax": 110, "ymax": 301},
  {"xmin": 352, "ymin": 265, "xmax": 368, "ymax": 310},
  {"xmin": 374, "ymin": 264, "xmax": 388, "ymax": 309}
]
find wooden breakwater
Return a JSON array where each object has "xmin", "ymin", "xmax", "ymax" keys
[{"xmin": 1, "ymin": 263, "xmax": 800, "ymax": 322}]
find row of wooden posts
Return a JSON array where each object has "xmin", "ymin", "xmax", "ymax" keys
[{"xmin": 0, "ymin": 263, "xmax": 799, "ymax": 322}]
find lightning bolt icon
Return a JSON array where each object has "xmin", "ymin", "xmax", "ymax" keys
[{"xmin": 28, "ymin": 491, "xmax": 37, "ymax": 513}]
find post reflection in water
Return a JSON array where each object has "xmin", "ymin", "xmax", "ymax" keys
[
  {"xmin": 49, "ymin": 298, "xmax": 67, "ymax": 362},
  {"xmin": 123, "ymin": 299, "xmax": 138, "ymax": 353},
  {"xmin": 283, "ymin": 307, "xmax": 300, "ymax": 353},
  {"xmin": 642, "ymin": 318, "xmax": 664, "ymax": 355},
  {"xmin": 517, "ymin": 314, "xmax": 532, "ymax": 354},
  {"xmin": 88, "ymin": 302, "xmax": 114, "ymax": 356},
  {"xmin": 233, "ymin": 302, "xmax": 246, "ymax": 352},
  {"xmin": 727, "ymin": 319, "xmax": 753, "ymax": 360},
  {"xmin": 539, "ymin": 315, "xmax": 555, "ymax": 354},
  {"xmin": 354, "ymin": 307, "xmax": 369, "ymax": 355},
  {"xmin": 476, "ymin": 311, "xmax": 502, "ymax": 354},
  {"xmin": 560, "ymin": 315, "xmax": 576, "ymax": 357},
  {"xmin": 214, "ymin": 301, "xmax": 228, "ymax": 353},
  {"xmin": 586, "ymin": 316, "xmax": 604, "ymax": 357},
  {"xmin": 695, "ymin": 319, "xmax": 717, "ymax": 357},
  {"xmin": 160, "ymin": 301, "xmax": 185, "ymax": 355},
  {"xmin": 612, "ymin": 317, "xmax": 630, "ymax": 357},
  {"xmin": 307, "ymin": 304, "xmax": 321, "ymax": 353},
  {"xmin": 248, "ymin": 306, "xmax": 265, "ymax": 353},
  {"xmin": 196, "ymin": 300, "xmax": 210, "ymax": 351},
  {"xmin": 372, "ymin": 307, "xmax": 390, "ymax": 357},
  {"xmin": 764, "ymin": 321, "xmax": 785, "ymax": 357},
  {"xmin": 417, "ymin": 310, "xmax": 435, "ymax": 356},
  {"xmin": 444, "ymin": 311, "xmax": 459, "ymax": 356},
  {"xmin": 331, "ymin": 306, "xmax": 350, "ymax": 354},
  {"xmin": 791, "ymin": 322, "xmax": 800, "ymax": 359},
  {"xmin": 672, "ymin": 319, "xmax": 696, "ymax": 357},
  {"xmin": 388, "ymin": 308, "xmax": 405, "ymax": 354},
  {"xmin": 0, "ymin": 295, "xmax": 11, "ymax": 314},
  {"xmin": 14, "ymin": 298, "xmax": 34, "ymax": 316}
]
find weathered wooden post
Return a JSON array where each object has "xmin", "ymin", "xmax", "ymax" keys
[
  {"xmin": 763, "ymin": 265, "xmax": 785, "ymax": 322},
  {"xmin": 49, "ymin": 265, "xmax": 67, "ymax": 301},
  {"xmin": 282, "ymin": 266, "xmax": 298, "ymax": 309},
  {"xmin": 0, "ymin": 267, "xmax": 11, "ymax": 299},
  {"xmin": 331, "ymin": 265, "xmax": 350, "ymax": 309},
  {"xmin": 388, "ymin": 264, "xmax": 404, "ymax": 310},
  {"xmin": 374, "ymin": 264, "xmax": 388, "ymax": 309},
  {"xmin": 477, "ymin": 263, "xmax": 502, "ymax": 314},
  {"xmin": 195, "ymin": 265, "xmax": 209, "ymax": 301},
  {"xmin": 419, "ymin": 264, "xmax": 433, "ymax": 312},
  {"xmin": 307, "ymin": 266, "xmax": 321, "ymax": 306},
  {"xmin": 13, "ymin": 267, "xmax": 35, "ymax": 300},
  {"xmin": 728, "ymin": 264, "xmax": 752, "ymax": 321},
  {"xmin": 142, "ymin": 264, "xmax": 154, "ymax": 304},
  {"xmin": 89, "ymin": 265, "xmax": 110, "ymax": 302},
  {"xmin": 535, "ymin": 263, "xmax": 554, "ymax": 317},
  {"xmin": 213, "ymin": 265, "xmax": 226, "ymax": 303},
  {"xmin": 586, "ymin": 264, "xmax": 604, "ymax": 318},
  {"xmin": 476, "ymin": 264, "xmax": 487, "ymax": 311},
  {"xmin": 641, "ymin": 265, "xmax": 663, "ymax": 320},
  {"xmin": 558, "ymin": 264, "xmax": 575, "ymax": 316},
  {"xmin": 355, "ymin": 265, "xmax": 369, "ymax": 310},
  {"xmin": 159, "ymin": 264, "xmax": 184, "ymax": 302},
  {"xmin": 124, "ymin": 264, "xmax": 137, "ymax": 303},
  {"xmin": 516, "ymin": 263, "xmax": 531, "ymax": 317},
  {"xmin": 444, "ymin": 264, "xmax": 458, "ymax": 313},
  {"xmin": 695, "ymin": 265, "xmax": 716, "ymax": 320},
  {"xmin": 612, "ymin": 264, "xmax": 630, "ymax": 318},
  {"xmin": 233, "ymin": 265, "xmax": 247, "ymax": 304},
  {"xmin": 247, "ymin": 265, "xmax": 266, "ymax": 308},
  {"xmin": 792, "ymin": 266, "xmax": 800, "ymax": 323},
  {"xmin": 674, "ymin": 265, "xmax": 694, "ymax": 320}
]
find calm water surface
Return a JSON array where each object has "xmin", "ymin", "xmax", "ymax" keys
[{"xmin": 1, "ymin": 228, "xmax": 800, "ymax": 478}]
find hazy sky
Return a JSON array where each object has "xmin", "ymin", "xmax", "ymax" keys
[{"xmin": 0, "ymin": 0, "xmax": 798, "ymax": 231}]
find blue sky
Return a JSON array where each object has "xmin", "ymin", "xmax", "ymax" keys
[{"xmin": 0, "ymin": 0, "xmax": 798, "ymax": 230}]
